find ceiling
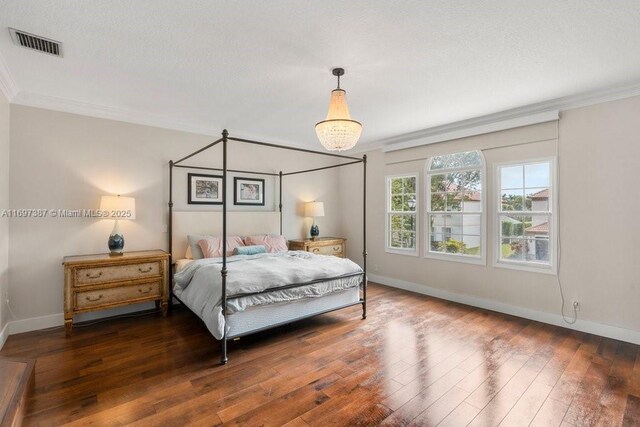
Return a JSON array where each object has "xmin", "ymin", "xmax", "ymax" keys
[{"xmin": 1, "ymin": 1, "xmax": 640, "ymax": 150}]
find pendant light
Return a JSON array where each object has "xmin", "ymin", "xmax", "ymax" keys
[{"xmin": 315, "ymin": 68, "xmax": 362, "ymax": 151}]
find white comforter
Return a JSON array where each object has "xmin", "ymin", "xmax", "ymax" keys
[{"xmin": 173, "ymin": 251, "xmax": 363, "ymax": 339}]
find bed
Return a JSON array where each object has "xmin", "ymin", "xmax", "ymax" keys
[{"xmin": 168, "ymin": 130, "xmax": 367, "ymax": 364}]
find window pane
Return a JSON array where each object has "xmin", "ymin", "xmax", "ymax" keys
[
  {"xmin": 430, "ymin": 151, "xmax": 482, "ymax": 170},
  {"xmin": 441, "ymin": 235, "xmax": 465, "ymax": 254},
  {"xmin": 429, "ymin": 214, "xmax": 447, "ymax": 234},
  {"xmin": 525, "ymin": 163, "xmax": 550, "ymax": 188},
  {"xmin": 403, "ymin": 215, "xmax": 416, "ymax": 231},
  {"xmin": 391, "ymin": 195, "xmax": 403, "ymax": 211},
  {"xmin": 524, "ymin": 215, "xmax": 550, "ymax": 238},
  {"xmin": 430, "ymin": 234, "xmax": 445, "ymax": 252},
  {"xmin": 464, "ymin": 236, "xmax": 481, "ymax": 255},
  {"xmin": 462, "ymin": 214, "xmax": 481, "ymax": 236},
  {"xmin": 462, "ymin": 192, "xmax": 481, "ymax": 212},
  {"xmin": 500, "ymin": 215, "xmax": 528, "ymax": 238},
  {"xmin": 404, "ymin": 177, "xmax": 416, "ymax": 193},
  {"xmin": 431, "ymin": 193, "xmax": 445, "ymax": 211},
  {"xmin": 457, "ymin": 170, "xmax": 482, "ymax": 192},
  {"xmin": 527, "ymin": 237, "xmax": 550, "ymax": 263},
  {"xmin": 431, "ymin": 174, "xmax": 448, "ymax": 192},
  {"xmin": 501, "ymin": 189, "xmax": 524, "ymax": 211},
  {"xmin": 390, "ymin": 178, "xmax": 403, "ymax": 195},
  {"xmin": 390, "ymin": 231, "xmax": 402, "ymax": 248},
  {"xmin": 403, "ymin": 195, "xmax": 417, "ymax": 212},
  {"xmin": 446, "ymin": 193, "xmax": 462, "ymax": 211},
  {"xmin": 525, "ymin": 188, "xmax": 549, "ymax": 212},
  {"xmin": 501, "ymin": 238, "xmax": 525, "ymax": 261},
  {"xmin": 390, "ymin": 213, "xmax": 404, "ymax": 231},
  {"xmin": 501, "ymin": 165, "xmax": 523, "ymax": 189}
]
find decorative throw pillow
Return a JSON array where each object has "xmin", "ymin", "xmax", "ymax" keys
[
  {"xmin": 233, "ymin": 245, "xmax": 267, "ymax": 256},
  {"xmin": 198, "ymin": 236, "xmax": 245, "ymax": 258},
  {"xmin": 187, "ymin": 234, "xmax": 208, "ymax": 260},
  {"xmin": 243, "ymin": 235, "xmax": 288, "ymax": 253}
]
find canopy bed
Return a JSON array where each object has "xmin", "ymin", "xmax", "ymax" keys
[{"xmin": 168, "ymin": 130, "xmax": 367, "ymax": 364}]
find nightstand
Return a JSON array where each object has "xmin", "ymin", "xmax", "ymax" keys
[
  {"xmin": 63, "ymin": 250, "xmax": 169, "ymax": 335},
  {"xmin": 288, "ymin": 237, "xmax": 346, "ymax": 258}
]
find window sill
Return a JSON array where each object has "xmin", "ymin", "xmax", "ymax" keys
[
  {"xmin": 493, "ymin": 260, "xmax": 557, "ymax": 275},
  {"xmin": 385, "ymin": 248, "xmax": 419, "ymax": 257},
  {"xmin": 424, "ymin": 252, "xmax": 485, "ymax": 265}
]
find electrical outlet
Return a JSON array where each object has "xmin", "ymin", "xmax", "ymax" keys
[{"xmin": 572, "ymin": 300, "xmax": 580, "ymax": 312}]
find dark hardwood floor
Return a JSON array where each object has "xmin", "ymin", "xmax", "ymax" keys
[{"xmin": 1, "ymin": 283, "xmax": 639, "ymax": 426}]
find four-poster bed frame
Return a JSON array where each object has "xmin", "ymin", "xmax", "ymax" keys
[{"xmin": 168, "ymin": 129, "xmax": 367, "ymax": 364}]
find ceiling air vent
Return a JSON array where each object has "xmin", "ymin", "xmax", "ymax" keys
[{"xmin": 9, "ymin": 28, "xmax": 62, "ymax": 57}]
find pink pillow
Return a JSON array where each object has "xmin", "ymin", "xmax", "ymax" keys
[
  {"xmin": 198, "ymin": 236, "xmax": 244, "ymax": 258},
  {"xmin": 243, "ymin": 235, "xmax": 288, "ymax": 253}
]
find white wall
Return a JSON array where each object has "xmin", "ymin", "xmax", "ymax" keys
[
  {"xmin": 0, "ymin": 90, "xmax": 9, "ymax": 342},
  {"xmin": 7, "ymin": 105, "xmax": 342, "ymax": 327},
  {"xmin": 341, "ymin": 95, "xmax": 640, "ymax": 342}
]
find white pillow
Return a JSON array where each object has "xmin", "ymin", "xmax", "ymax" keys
[{"xmin": 185, "ymin": 245, "xmax": 193, "ymax": 260}]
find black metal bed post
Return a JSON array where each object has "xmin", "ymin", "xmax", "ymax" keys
[
  {"xmin": 279, "ymin": 171, "xmax": 283, "ymax": 235},
  {"xmin": 168, "ymin": 160, "xmax": 174, "ymax": 308},
  {"xmin": 221, "ymin": 129, "xmax": 229, "ymax": 365},
  {"xmin": 362, "ymin": 154, "xmax": 367, "ymax": 319}
]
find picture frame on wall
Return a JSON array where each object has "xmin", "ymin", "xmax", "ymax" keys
[
  {"xmin": 234, "ymin": 177, "xmax": 265, "ymax": 206},
  {"xmin": 188, "ymin": 173, "xmax": 223, "ymax": 205}
]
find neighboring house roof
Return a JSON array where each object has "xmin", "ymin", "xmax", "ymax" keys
[
  {"xmin": 525, "ymin": 222, "xmax": 549, "ymax": 234},
  {"xmin": 530, "ymin": 189, "xmax": 549, "ymax": 200}
]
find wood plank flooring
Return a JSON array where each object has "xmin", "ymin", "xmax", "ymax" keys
[{"xmin": 1, "ymin": 283, "xmax": 640, "ymax": 426}]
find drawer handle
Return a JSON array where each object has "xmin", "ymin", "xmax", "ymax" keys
[
  {"xmin": 138, "ymin": 287, "xmax": 153, "ymax": 294},
  {"xmin": 332, "ymin": 246, "xmax": 341, "ymax": 251},
  {"xmin": 86, "ymin": 272, "xmax": 103, "ymax": 279},
  {"xmin": 312, "ymin": 248, "xmax": 320, "ymax": 253},
  {"xmin": 138, "ymin": 266, "xmax": 153, "ymax": 273},
  {"xmin": 86, "ymin": 294, "xmax": 103, "ymax": 302}
]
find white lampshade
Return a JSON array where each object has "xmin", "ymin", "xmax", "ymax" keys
[
  {"xmin": 100, "ymin": 195, "xmax": 136, "ymax": 220},
  {"xmin": 305, "ymin": 201, "xmax": 325, "ymax": 218},
  {"xmin": 315, "ymin": 89, "xmax": 362, "ymax": 152}
]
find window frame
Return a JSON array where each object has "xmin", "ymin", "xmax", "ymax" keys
[
  {"xmin": 424, "ymin": 151, "xmax": 486, "ymax": 265},
  {"xmin": 385, "ymin": 174, "xmax": 419, "ymax": 256},
  {"xmin": 493, "ymin": 157, "xmax": 558, "ymax": 274}
]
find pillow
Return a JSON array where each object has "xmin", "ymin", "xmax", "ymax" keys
[
  {"xmin": 233, "ymin": 245, "xmax": 266, "ymax": 256},
  {"xmin": 198, "ymin": 235, "xmax": 245, "ymax": 258},
  {"xmin": 185, "ymin": 245, "xmax": 193, "ymax": 260},
  {"xmin": 243, "ymin": 235, "xmax": 288, "ymax": 253},
  {"xmin": 187, "ymin": 234, "xmax": 207, "ymax": 260}
]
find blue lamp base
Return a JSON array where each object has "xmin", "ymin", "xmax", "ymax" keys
[
  {"xmin": 108, "ymin": 220, "xmax": 125, "ymax": 256},
  {"xmin": 310, "ymin": 224, "xmax": 319, "ymax": 240},
  {"xmin": 108, "ymin": 234, "xmax": 125, "ymax": 255}
]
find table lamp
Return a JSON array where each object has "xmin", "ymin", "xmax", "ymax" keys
[
  {"xmin": 305, "ymin": 201, "xmax": 324, "ymax": 240},
  {"xmin": 100, "ymin": 195, "xmax": 136, "ymax": 255}
]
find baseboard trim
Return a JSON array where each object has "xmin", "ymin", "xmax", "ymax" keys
[
  {"xmin": 0, "ymin": 322, "xmax": 9, "ymax": 350},
  {"xmin": 368, "ymin": 273, "xmax": 640, "ymax": 346},
  {"xmin": 8, "ymin": 313, "xmax": 64, "ymax": 336}
]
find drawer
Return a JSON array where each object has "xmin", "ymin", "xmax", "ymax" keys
[
  {"xmin": 310, "ymin": 243, "xmax": 344, "ymax": 257},
  {"xmin": 75, "ymin": 281, "xmax": 161, "ymax": 310},
  {"xmin": 75, "ymin": 261, "xmax": 161, "ymax": 285}
]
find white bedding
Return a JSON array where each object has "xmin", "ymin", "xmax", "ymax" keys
[{"xmin": 173, "ymin": 251, "xmax": 364, "ymax": 339}]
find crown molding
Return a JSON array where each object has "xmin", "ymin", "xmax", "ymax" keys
[
  {"xmin": 12, "ymin": 91, "xmax": 223, "ymax": 137},
  {"xmin": 0, "ymin": 51, "xmax": 18, "ymax": 101},
  {"xmin": 11, "ymin": 91, "xmax": 322, "ymax": 152},
  {"xmin": 377, "ymin": 81, "xmax": 640, "ymax": 152}
]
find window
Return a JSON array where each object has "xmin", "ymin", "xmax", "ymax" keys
[
  {"xmin": 426, "ymin": 151, "xmax": 484, "ymax": 263},
  {"xmin": 386, "ymin": 175, "xmax": 418, "ymax": 254},
  {"xmin": 496, "ymin": 159, "xmax": 556, "ymax": 273}
]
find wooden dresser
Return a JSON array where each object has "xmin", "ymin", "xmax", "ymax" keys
[
  {"xmin": 63, "ymin": 250, "xmax": 169, "ymax": 335},
  {"xmin": 288, "ymin": 237, "xmax": 346, "ymax": 258}
]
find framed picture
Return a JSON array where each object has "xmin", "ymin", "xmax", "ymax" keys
[
  {"xmin": 234, "ymin": 177, "xmax": 265, "ymax": 206},
  {"xmin": 188, "ymin": 173, "xmax": 223, "ymax": 205}
]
